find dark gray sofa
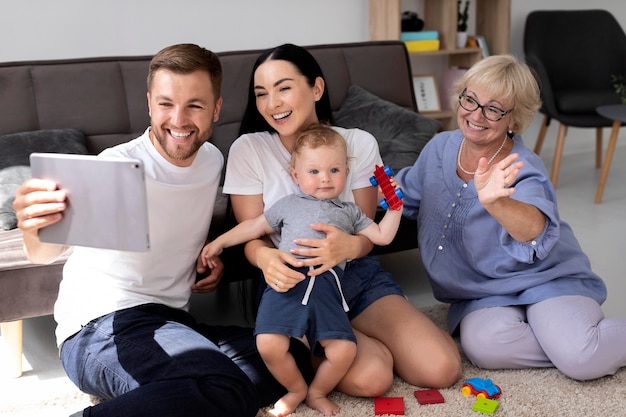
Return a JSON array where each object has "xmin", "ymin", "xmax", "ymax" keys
[{"xmin": 0, "ymin": 41, "xmax": 439, "ymax": 375}]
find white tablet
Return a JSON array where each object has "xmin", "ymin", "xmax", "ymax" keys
[{"xmin": 30, "ymin": 153, "xmax": 150, "ymax": 252}]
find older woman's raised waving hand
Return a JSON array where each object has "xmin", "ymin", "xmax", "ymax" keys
[{"xmin": 474, "ymin": 153, "xmax": 545, "ymax": 243}]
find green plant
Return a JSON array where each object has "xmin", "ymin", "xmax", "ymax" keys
[
  {"xmin": 612, "ymin": 74, "xmax": 626, "ymax": 104},
  {"xmin": 458, "ymin": 0, "xmax": 470, "ymax": 32}
]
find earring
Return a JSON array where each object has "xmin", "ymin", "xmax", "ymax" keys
[{"xmin": 507, "ymin": 130, "xmax": 514, "ymax": 138}]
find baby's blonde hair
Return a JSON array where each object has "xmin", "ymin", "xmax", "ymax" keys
[{"xmin": 290, "ymin": 124, "xmax": 348, "ymax": 169}]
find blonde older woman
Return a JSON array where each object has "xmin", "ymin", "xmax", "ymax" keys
[{"xmin": 396, "ymin": 55, "xmax": 626, "ymax": 381}]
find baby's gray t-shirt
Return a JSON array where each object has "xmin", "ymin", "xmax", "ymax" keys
[{"xmin": 264, "ymin": 192, "xmax": 373, "ymax": 258}]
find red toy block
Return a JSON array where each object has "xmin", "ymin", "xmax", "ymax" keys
[
  {"xmin": 374, "ymin": 397, "xmax": 404, "ymax": 415},
  {"xmin": 369, "ymin": 165, "xmax": 404, "ymax": 210},
  {"xmin": 414, "ymin": 389, "xmax": 445, "ymax": 405}
]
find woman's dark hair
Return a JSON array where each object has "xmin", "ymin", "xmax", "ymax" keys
[{"xmin": 238, "ymin": 43, "xmax": 333, "ymax": 136}]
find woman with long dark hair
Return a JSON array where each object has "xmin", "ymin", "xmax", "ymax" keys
[{"xmin": 223, "ymin": 43, "xmax": 462, "ymax": 409}]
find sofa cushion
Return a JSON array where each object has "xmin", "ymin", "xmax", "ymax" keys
[
  {"xmin": 0, "ymin": 167, "xmax": 31, "ymax": 230},
  {"xmin": 0, "ymin": 129, "xmax": 87, "ymax": 230},
  {"xmin": 335, "ymin": 85, "xmax": 440, "ymax": 173}
]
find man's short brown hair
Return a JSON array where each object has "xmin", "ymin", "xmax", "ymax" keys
[{"xmin": 147, "ymin": 43, "xmax": 222, "ymax": 100}]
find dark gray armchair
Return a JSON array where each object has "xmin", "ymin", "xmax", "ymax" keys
[{"xmin": 523, "ymin": 9, "xmax": 626, "ymax": 187}]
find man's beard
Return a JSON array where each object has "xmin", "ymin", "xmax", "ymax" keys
[{"xmin": 153, "ymin": 128, "xmax": 209, "ymax": 162}]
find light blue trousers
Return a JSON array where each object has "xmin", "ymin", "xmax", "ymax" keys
[{"xmin": 460, "ymin": 295, "xmax": 626, "ymax": 380}]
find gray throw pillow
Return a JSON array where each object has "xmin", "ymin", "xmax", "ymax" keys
[
  {"xmin": 0, "ymin": 129, "xmax": 87, "ymax": 230},
  {"xmin": 335, "ymin": 85, "xmax": 441, "ymax": 173}
]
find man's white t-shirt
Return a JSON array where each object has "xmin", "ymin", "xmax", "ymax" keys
[{"xmin": 54, "ymin": 128, "xmax": 223, "ymax": 346}]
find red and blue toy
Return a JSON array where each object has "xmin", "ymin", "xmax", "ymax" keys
[
  {"xmin": 370, "ymin": 165, "xmax": 404, "ymax": 210},
  {"xmin": 461, "ymin": 377, "xmax": 502, "ymax": 400}
]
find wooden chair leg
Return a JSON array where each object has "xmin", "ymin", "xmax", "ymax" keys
[
  {"xmin": 1, "ymin": 320, "xmax": 23, "ymax": 378},
  {"xmin": 550, "ymin": 123, "xmax": 568, "ymax": 188},
  {"xmin": 595, "ymin": 127, "xmax": 603, "ymax": 168},
  {"xmin": 595, "ymin": 120, "xmax": 621, "ymax": 204},
  {"xmin": 534, "ymin": 115, "xmax": 549, "ymax": 155}
]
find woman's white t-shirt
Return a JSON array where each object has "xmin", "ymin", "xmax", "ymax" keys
[{"xmin": 223, "ymin": 126, "xmax": 382, "ymax": 247}]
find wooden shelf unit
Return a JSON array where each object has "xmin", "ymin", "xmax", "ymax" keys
[{"xmin": 369, "ymin": 0, "xmax": 511, "ymax": 129}]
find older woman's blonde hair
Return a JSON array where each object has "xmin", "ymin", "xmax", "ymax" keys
[{"xmin": 451, "ymin": 55, "xmax": 541, "ymax": 135}]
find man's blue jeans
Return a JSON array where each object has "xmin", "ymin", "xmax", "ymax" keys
[{"xmin": 60, "ymin": 303, "xmax": 284, "ymax": 417}]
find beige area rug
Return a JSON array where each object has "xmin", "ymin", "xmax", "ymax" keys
[
  {"xmin": 260, "ymin": 303, "xmax": 626, "ymax": 417},
  {"xmin": 3, "ymin": 304, "xmax": 626, "ymax": 417}
]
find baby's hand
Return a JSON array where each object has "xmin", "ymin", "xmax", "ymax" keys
[
  {"xmin": 205, "ymin": 255, "xmax": 219, "ymax": 269},
  {"xmin": 200, "ymin": 242, "xmax": 222, "ymax": 268},
  {"xmin": 377, "ymin": 177, "xmax": 404, "ymax": 210}
]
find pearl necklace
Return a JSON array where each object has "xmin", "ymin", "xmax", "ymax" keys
[{"xmin": 457, "ymin": 135, "xmax": 508, "ymax": 175}]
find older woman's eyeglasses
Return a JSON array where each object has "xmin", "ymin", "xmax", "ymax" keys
[{"xmin": 458, "ymin": 89, "xmax": 512, "ymax": 122}]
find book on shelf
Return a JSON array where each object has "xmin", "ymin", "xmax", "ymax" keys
[
  {"xmin": 476, "ymin": 35, "xmax": 490, "ymax": 57},
  {"xmin": 401, "ymin": 30, "xmax": 439, "ymax": 42},
  {"xmin": 404, "ymin": 39, "xmax": 440, "ymax": 53}
]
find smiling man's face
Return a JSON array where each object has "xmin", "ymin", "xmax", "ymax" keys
[{"xmin": 147, "ymin": 69, "xmax": 222, "ymax": 167}]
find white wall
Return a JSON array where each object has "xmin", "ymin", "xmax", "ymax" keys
[
  {"xmin": 0, "ymin": 0, "xmax": 367, "ymax": 61},
  {"xmin": 3, "ymin": 1, "xmax": 626, "ymax": 62}
]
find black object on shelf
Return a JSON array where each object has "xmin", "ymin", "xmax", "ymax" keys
[{"xmin": 401, "ymin": 11, "xmax": 424, "ymax": 32}]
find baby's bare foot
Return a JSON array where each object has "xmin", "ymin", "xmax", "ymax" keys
[
  {"xmin": 305, "ymin": 395, "xmax": 340, "ymax": 416},
  {"xmin": 269, "ymin": 391, "xmax": 307, "ymax": 417}
]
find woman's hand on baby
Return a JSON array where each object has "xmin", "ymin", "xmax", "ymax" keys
[
  {"xmin": 292, "ymin": 223, "xmax": 354, "ymax": 276},
  {"xmin": 257, "ymin": 246, "xmax": 305, "ymax": 292}
]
